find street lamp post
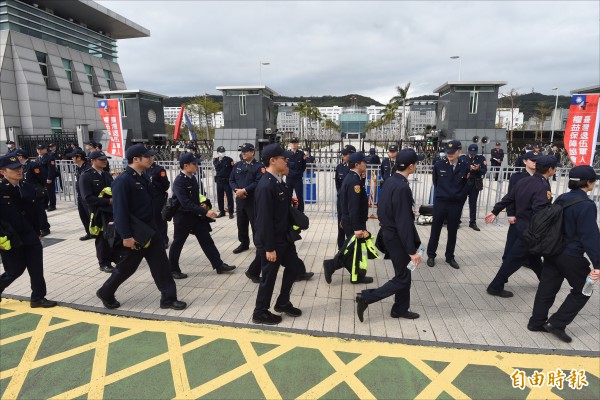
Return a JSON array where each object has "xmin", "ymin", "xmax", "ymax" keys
[
  {"xmin": 259, "ymin": 61, "xmax": 270, "ymax": 85},
  {"xmin": 550, "ymin": 87, "xmax": 559, "ymax": 145},
  {"xmin": 204, "ymin": 93, "xmax": 209, "ymax": 140},
  {"xmin": 450, "ymin": 56, "xmax": 461, "ymax": 80}
]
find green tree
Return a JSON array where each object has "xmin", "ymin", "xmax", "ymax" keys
[
  {"xmin": 187, "ymin": 96, "xmax": 222, "ymax": 140},
  {"xmin": 391, "ymin": 82, "xmax": 411, "ymax": 140},
  {"xmin": 533, "ymin": 101, "xmax": 552, "ymax": 142}
]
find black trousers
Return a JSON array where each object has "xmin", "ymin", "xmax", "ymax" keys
[
  {"xmin": 336, "ymin": 195, "xmax": 345, "ymax": 250},
  {"xmin": 529, "ymin": 254, "xmax": 591, "ymax": 330},
  {"xmin": 286, "ymin": 176, "xmax": 304, "ymax": 212},
  {"xmin": 488, "ymin": 224, "xmax": 543, "ymax": 291},
  {"xmin": 501, "ymin": 223, "xmax": 518, "ymax": 262},
  {"xmin": 253, "ymin": 243, "xmax": 301, "ymax": 316},
  {"xmin": 236, "ymin": 199, "xmax": 255, "ymax": 247},
  {"xmin": 77, "ymin": 197, "xmax": 90, "ymax": 235},
  {"xmin": 153, "ymin": 194, "xmax": 168, "ymax": 245},
  {"xmin": 36, "ymin": 198, "xmax": 50, "ymax": 231},
  {"xmin": 360, "ymin": 231, "xmax": 411, "ymax": 315},
  {"xmin": 216, "ymin": 179, "xmax": 234, "ymax": 215},
  {"xmin": 426, "ymin": 200, "xmax": 463, "ymax": 260},
  {"xmin": 169, "ymin": 219, "xmax": 222, "ymax": 272},
  {"xmin": 95, "ymin": 235, "xmax": 113, "ymax": 266},
  {"xmin": 463, "ymin": 183, "xmax": 480, "ymax": 224},
  {"xmin": 98, "ymin": 232, "xmax": 178, "ymax": 303},
  {"xmin": 247, "ymin": 248, "xmax": 307, "ymax": 278},
  {"xmin": 46, "ymin": 181, "xmax": 56, "ymax": 208},
  {"xmin": 0, "ymin": 239, "xmax": 46, "ymax": 302}
]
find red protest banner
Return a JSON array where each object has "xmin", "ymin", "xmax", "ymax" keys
[
  {"xmin": 564, "ymin": 94, "xmax": 599, "ymax": 166},
  {"xmin": 97, "ymin": 99, "xmax": 124, "ymax": 158}
]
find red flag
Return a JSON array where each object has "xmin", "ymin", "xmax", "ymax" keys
[
  {"xmin": 97, "ymin": 99, "xmax": 124, "ymax": 158},
  {"xmin": 173, "ymin": 104, "xmax": 185, "ymax": 140},
  {"xmin": 564, "ymin": 94, "xmax": 599, "ymax": 166}
]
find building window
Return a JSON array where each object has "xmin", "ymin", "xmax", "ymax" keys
[
  {"xmin": 469, "ymin": 91, "xmax": 479, "ymax": 114},
  {"xmin": 62, "ymin": 58, "xmax": 73, "ymax": 89},
  {"xmin": 84, "ymin": 64, "xmax": 94, "ymax": 85},
  {"xmin": 103, "ymin": 69, "xmax": 114, "ymax": 90},
  {"xmin": 120, "ymin": 98, "xmax": 127, "ymax": 117},
  {"xmin": 36, "ymin": 51, "xmax": 49, "ymax": 88},
  {"xmin": 239, "ymin": 95, "xmax": 247, "ymax": 115},
  {"xmin": 50, "ymin": 118, "xmax": 62, "ymax": 135}
]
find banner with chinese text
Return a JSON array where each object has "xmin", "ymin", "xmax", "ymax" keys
[
  {"xmin": 97, "ymin": 99, "xmax": 124, "ymax": 158},
  {"xmin": 564, "ymin": 94, "xmax": 599, "ymax": 166}
]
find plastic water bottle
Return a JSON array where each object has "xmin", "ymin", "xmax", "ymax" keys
[
  {"xmin": 408, "ymin": 247, "xmax": 426, "ymax": 271},
  {"xmin": 582, "ymin": 276, "xmax": 596, "ymax": 296}
]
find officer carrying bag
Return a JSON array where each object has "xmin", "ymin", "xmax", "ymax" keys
[
  {"xmin": 161, "ymin": 197, "xmax": 179, "ymax": 221},
  {"xmin": 522, "ymin": 195, "xmax": 591, "ymax": 257}
]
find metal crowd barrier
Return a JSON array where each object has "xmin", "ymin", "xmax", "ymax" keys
[{"xmin": 56, "ymin": 161, "xmax": 600, "ymax": 223}]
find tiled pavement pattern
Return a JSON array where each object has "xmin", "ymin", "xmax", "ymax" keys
[
  {"xmin": 1, "ymin": 200, "xmax": 599, "ymax": 355},
  {"xmin": 1, "ymin": 300, "xmax": 598, "ymax": 400}
]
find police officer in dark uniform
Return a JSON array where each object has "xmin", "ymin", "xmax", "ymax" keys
[
  {"xmin": 528, "ymin": 165, "xmax": 600, "ymax": 342},
  {"xmin": 334, "ymin": 145, "xmax": 356, "ymax": 249},
  {"xmin": 426, "ymin": 140, "xmax": 469, "ymax": 270},
  {"xmin": 252, "ymin": 144, "xmax": 303, "ymax": 325},
  {"xmin": 97, "ymin": 144, "xmax": 186, "ymax": 310},
  {"xmin": 304, "ymin": 148, "xmax": 316, "ymax": 164},
  {"xmin": 484, "ymin": 155, "xmax": 557, "ymax": 298},
  {"xmin": 213, "ymin": 146, "xmax": 235, "ymax": 218},
  {"xmin": 490, "ymin": 142, "xmax": 504, "ymax": 181},
  {"xmin": 285, "ymin": 137, "xmax": 307, "ymax": 212},
  {"xmin": 514, "ymin": 145, "xmax": 531, "ymax": 168},
  {"xmin": 15, "ymin": 149, "xmax": 50, "ymax": 236},
  {"xmin": 36, "ymin": 144, "xmax": 57, "ymax": 211},
  {"xmin": 0, "ymin": 154, "xmax": 56, "ymax": 307},
  {"xmin": 5, "ymin": 140, "xmax": 16, "ymax": 154},
  {"xmin": 336, "ymin": 151, "xmax": 373, "ymax": 284},
  {"xmin": 229, "ymin": 143, "xmax": 264, "ymax": 254},
  {"xmin": 48, "ymin": 143, "xmax": 63, "ymax": 191},
  {"xmin": 79, "ymin": 151, "xmax": 115, "ymax": 273},
  {"xmin": 380, "ymin": 145, "xmax": 398, "ymax": 183},
  {"xmin": 431, "ymin": 147, "xmax": 446, "ymax": 165},
  {"xmin": 147, "ymin": 160, "xmax": 170, "ymax": 248},
  {"xmin": 356, "ymin": 149, "xmax": 424, "ymax": 322},
  {"xmin": 169, "ymin": 153, "xmax": 236, "ymax": 279},
  {"xmin": 365, "ymin": 148, "xmax": 381, "ymax": 165},
  {"xmin": 460, "ymin": 143, "xmax": 487, "ymax": 231},
  {"xmin": 66, "ymin": 149, "xmax": 93, "ymax": 241},
  {"xmin": 186, "ymin": 144, "xmax": 204, "ymax": 194}
]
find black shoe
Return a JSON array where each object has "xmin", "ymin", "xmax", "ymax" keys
[
  {"xmin": 487, "ymin": 288, "xmax": 514, "ymax": 298},
  {"xmin": 30, "ymin": 298, "xmax": 57, "ymax": 308},
  {"xmin": 274, "ymin": 302, "xmax": 302, "ymax": 317},
  {"xmin": 216, "ymin": 212, "xmax": 226, "ymax": 218},
  {"xmin": 229, "ymin": 214, "xmax": 234, "ymax": 219},
  {"xmin": 469, "ymin": 223, "xmax": 481, "ymax": 231},
  {"xmin": 543, "ymin": 322, "xmax": 572, "ymax": 343},
  {"xmin": 99, "ymin": 264, "xmax": 114, "ymax": 273},
  {"xmin": 160, "ymin": 300, "xmax": 187, "ymax": 310},
  {"xmin": 352, "ymin": 276, "xmax": 374, "ymax": 284},
  {"xmin": 40, "ymin": 229, "xmax": 50, "ymax": 237},
  {"xmin": 356, "ymin": 294, "xmax": 368, "ymax": 323},
  {"xmin": 252, "ymin": 311, "xmax": 283, "ymax": 325},
  {"xmin": 245, "ymin": 270, "xmax": 260, "ymax": 283},
  {"xmin": 232, "ymin": 245, "xmax": 249, "ymax": 254},
  {"xmin": 427, "ymin": 257, "xmax": 435, "ymax": 267},
  {"xmin": 295, "ymin": 272, "xmax": 314, "ymax": 282},
  {"xmin": 47, "ymin": 206, "xmax": 56, "ymax": 211},
  {"xmin": 527, "ymin": 324, "xmax": 546, "ymax": 332},
  {"xmin": 323, "ymin": 260, "xmax": 334, "ymax": 284},
  {"xmin": 216, "ymin": 263, "xmax": 236, "ymax": 274},
  {"xmin": 172, "ymin": 271, "xmax": 188, "ymax": 279},
  {"xmin": 446, "ymin": 259, "xmax": 460, "ymax": 269},
  {"xmin": 79, "ymin": 233, "xmax": 93, "ymax": 241},
  {"xmin": 391, "ymin": 310, "xmax": 420, "ymax": 319},
  {"xmin": 96, "ymin": 290, "xmax": 120, "ymax": 309}
]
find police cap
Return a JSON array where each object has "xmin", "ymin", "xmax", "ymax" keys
[
  {"xmin": 261, "ymin": 143, "xmax": 284, "ymax": 161},
  {"xmin": 66, "ymin": 149, "xmax": 86, "ymax": 159},
  {"xmin": 216, "ymin": 146, "xmax": 225, "ymax": 152},
  {"xmin": 535, "ymin": 155, "xmax": 558, "ymax": 169},
  {"xmin": 388, "ymin": 145, "xmax": 399, "ymax": 152},
  {"xmin": 569, "ymin": 165, "xmax": 599, "ymax": 181},
  {"xmin": 36, "ymin": 144, "xmax": 47, "ymax": 150},
  {"xmin": 523, "ymin": 151, "xmax": 540, "ymax": 161},
  {"xmin": 495, "ymin": 142, "xmax": 501, "ymax": 146},
  {"xmin": 125, "ymin": 144, "xmax": 155, "ymax": 159},
  {"xmin": 290, "ymin": 137, "xmax": 299, "ymax": 143},
  {"xmin": 48, "ymin": 143, "xmax": 56, "ymax": 148},
  {"xmin": 396, "ymin": 149, "xmax": 424, "ymax": 168},
  {"xmin": 468, "ymin": 144, "xmax": 478, "ymax": 154},
  {"xmin": 369, "ymin": 148, "xmax": 376, "ymax": 154},
  {"xmin": 349, "ymin": 152, "xmax": 366, "ymax": 163},
  {"xmin": 240, "ymin": 143, "xmax": 255, "ymax": 152},
  {"xmin": 179, "ymin": 152, "xmax": 198, "ymax": 165},
  {"xmin": 88, "ymin": 150, "xmax": 109, "ymax": 160},
  {"xmin": 15, "ymin": 149, "xmax": 29, "ymax": 158},
  {"xmin": 444, "ymin": 140, "xmax": 462, "ymax": 154},
  {"xmin": 0, "ymin": 154, "xmax": 22, "ymax": 169},
  {"xmin": 6, "ymin": 140, "xmax": 15, "ymax": 145}
]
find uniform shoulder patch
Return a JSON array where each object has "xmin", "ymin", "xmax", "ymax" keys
[
  {"xmin": 160, "ymin": 171, "xmax": 166, "ymax": 177},
  {"xmin": 354, "ymin": 185, "xmax": 361, "ymax": 193}
]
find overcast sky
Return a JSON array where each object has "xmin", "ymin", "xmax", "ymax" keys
[{"xmin": 98, "ymin": 1, "xmax": 599, "ymax": 104}]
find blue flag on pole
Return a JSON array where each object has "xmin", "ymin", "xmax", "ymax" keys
[{"xmin": 184, "ymin": 113, "xmax": 197, "ymax": 141}]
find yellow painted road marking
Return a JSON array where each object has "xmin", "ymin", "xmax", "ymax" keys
[
  {"xmin": 238, "ymin": 340, "xmax": 282, "ymax": 400},
  {"xmin": 88, "ymin": 324, "xmax": 110, "ymax": 400},
  {"xmin": 0, "ymin": 319, "xmax": 80, "ymax": 346},
  {"xmin": 166, "ymin": 331, "xmax": 192, "ymax": 399},
  {"xmin": 413, "ymin": 360, "xmax": 470, "ymax": 400}
]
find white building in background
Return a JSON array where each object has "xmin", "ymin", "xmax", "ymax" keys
[
  {"xmin": 275, "ymin": 102, "xmax": 300, "ymax": 135},
  {"xmin": 406, "ymin": 100, "xmax": 437, "ymax": 135},
  {"xmin": 163, "ymin": 107, "xmax": 223, "ymax": 128},
  {"xmin": 317, "ymin": 106, "xmax": 343, "ymax": 122},
  {"xmin": 495, "ymin": 108, "xmax": 525, "ymax": 130}
]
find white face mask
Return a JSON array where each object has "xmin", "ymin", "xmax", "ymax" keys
[
  {"xmin": 219, "ymin": 152, "xmax": 225, "ymax": 157},
  {"xmin": 439, "ymin": 152, "xmax": 445, "ymax": 158}
]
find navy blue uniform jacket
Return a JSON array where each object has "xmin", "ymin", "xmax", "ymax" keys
[
  {"xmin": 23, "ymin": 159, "xmax": 46, "ymax": 191},
  {"xmin": 37, "ymin": 153, "xmax": 56, "ymax": 180},
  {"xmin": 505, "ymin": 170, "xmax": 532, "ymax": 217},
  {"xmin": 380, "ymin": 157, "xmax": 396, "ymax": 181},
  {"xmin": 229, "ymin": 160, "xmax": 264, "ymax": 197},
  {"xmin": 492, "ymin": 173, "xmax": 552, "ymax": 226},
  {"xmin": 334, "ymin": 163, "xmax": 350, "ymax": 191},
  {"xmin": 254, "ymin": 172, "xmax": 291, "ymax": 252},
  {"xmin": 147, "ymin": 163, "xmax": 170, "ymax": 195},
  {"xmin": 213, "ymin": 156, "xmax": 234, "ymax": 179},
  {"xmin": 432, "ymin": 158, "xmax": 470, "ymax": 202},
  {"xmin": 339, "ymin": 170, "xmax": 368, "ymax": 231},
  {"xmin": 286, "ymin": 150, "xmax": 306, "ymax": 179},
  {"xmin": 0, "ymin": 179, "xmax": 40, "ymax": 242},
  {"xmin": 459, "ymin": 154, "xmax": 488, "ymax": 180},
  {"xmin": 112, "ymin": 166, "xmax": 155, "ymax": 239},
  {"xmin": 79, "ymin": 168, "xmax": 113, "ymax": 210}
]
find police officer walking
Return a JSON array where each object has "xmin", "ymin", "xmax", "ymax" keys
[
  {"xmin": 79, "ymin": 151, "xmax": 115, "ymax": 273},
  {"xmin": 36, "ymin": 144, "xmax": 57, "ymax": 211},
  {"xmin": 14, "ymin": 149, "xmax": 50, "ymax": 237},
  {"xmin": 66, "ymin": 149, "xmax": 92, "ymax": 241},
  {"xmin": 229, "ymin": 143, "xmax": 264, "ymax": 254},
  {"xmin": 528, "ymin": 166, "xmax": 600, "ymax": 343},
  {"xmin": 285, "ymin": 137, "xmax": 307, "ymax": 212},
  {"xmin": 252, "ymin": 144, "xmax": 304, "ymax": 325},
  {"xmin": 426, "ymin": 140, "xmax": 469, "ymax": 270},
  {"xmin": 356, "ymin": 149, "xmax": 424, "ymax": 322},
  {"xmin": 380, "ymin": 145, "xmax": 398, "ymax": 183},
  {"xmin": 460, "ymin": 144, "xmax": 487, "ymax": 231},
  {"xmin": 484, "ymin": 155, "xmax": 557, "ymax": 298},
  {"xmin": 334, "ymin": 145, "xmax": 355, "ymax": 250},
  {"xmin": 97, "ymin": 144, "xmax": 186, "ymax": 310},
  {"xmin": 169, "ymin": 153, "xmax": 236, "ymax": 279},
  {"xmin": 0, "ymin": 154, "xmax": 57, "ymax": 307},
  {"xmin": 490, "ymin": 142, "xmax": 504, "ymax": 181},
  {"xmin": 213, "ymin": 146, "xmax": 235, "ymax": 218},
  {"xmin": 147, "ymin": 159, "xmax": 170, "ymax": 248}
]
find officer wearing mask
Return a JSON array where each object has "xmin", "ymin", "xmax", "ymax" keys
[
  {"xmin": 337, "ymin": 151, "xmax": 373, "ymax": 284},
  {"xmin": 460, "ymin": 144, "xmax": 487, "ymax": 231},
  {"xmin": 334, "ymin": 145, "xmax": 356, "ymax": 249},
  {"xmin": 36, "ymin": 144, "xmax": 56, "ymax": 211},
  {"xmin": 14, "ymin": 149, "xmax": 50, "ymax": 237},
  {"xmin": 304, "ymin": 148, "xmax": 316, "ymax": 164},
  {"xmin": 66, "ymin": 149, "xmax": 92, "ymax": 241},
  {"xmin": 252, "ymin": 144, "xmax": 303, "ymax": 325},
  {"xmin": 79, "ymin": 151, "xmax": 115, "ymax": 273},
  {"xmin": 490, "ymin": 142, "xmax": 504, "ymax": 181},
  {"xmin": 431, "ymin": 147, "xmax": 446, "ymax": 165},
  {"xmin": 426, "ymin": 140, "xmax": 469, "ymax": 270},
  {"xmin": 5, "ymin": 140, "xmax": 16, "ymax": 154},
  {"xmin": 97, "ymin": 144, "xmax": 186, "ymax": 311},
  {"xmin": 229, "ymin": 143, "xmax": 264, "ymax": 254},
  {"xmin": 169, "ymin": 152, "xmax": 236, "ymax": 279},
  {"xmin": 285, "ymin": 137, "xmax": 307, "ymax": 212},
  {"xmin": 380, "ymin": 145, "xmax": 399, "ymax": 183},
  {"xmin": 147, "ymin": 159, "xmax": 170, "ymax": 248},
  {"xmin": 484, "ymin": 155, "xmax": 557, "ymax": 298},
  {"xmin": 213, "ymin": 146, "xmax": 235, "ymax": 218},
  {"xmin": 365, "ymin": 148, "xmax": 381, "ymax": 165},
  {"xmin": 356, "ymin": 149, "xmax": 424, "ymax": 322},
  {"xmin": 528, "ymin": 166, "xmax": 600, "ymax": 343},
  {"xmin": 0, "ymin": 154, "xmax": 57, "ymax": 307}
]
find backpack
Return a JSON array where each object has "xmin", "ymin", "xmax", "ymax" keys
[{"xmin": 522, "ymin": 195, "xmax": 591, "ymax": 257}]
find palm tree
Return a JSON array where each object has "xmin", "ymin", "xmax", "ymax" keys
[
  {"xmin": 380, "ymin": 102, "xmax": 398, "ymax": 139},
  {"xmin": 391, "ymin": 82, "xmax": 411, "ymax": 140},
  {"xmin": 293, "ymin": 101, "xmax": 311, "ymax": 141}
]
